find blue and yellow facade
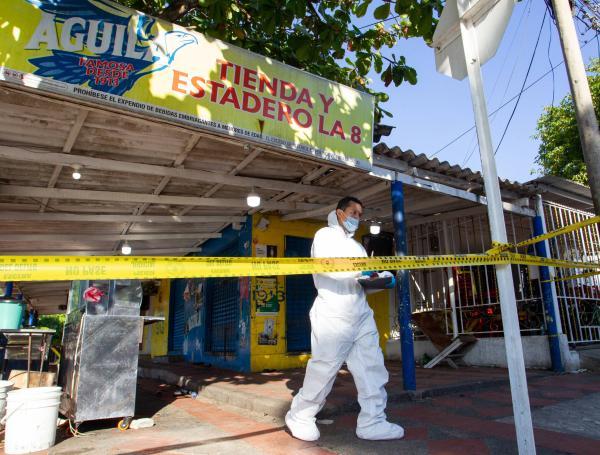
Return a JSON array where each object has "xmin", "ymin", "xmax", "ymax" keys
[{"xmin": 142, "ymin": 214, "xmax": 395, "ymax": 372}]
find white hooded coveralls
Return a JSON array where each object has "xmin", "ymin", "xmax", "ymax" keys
[{"xmin": 287, "ymin": 211, "xmax": 397, "ymax": 439}]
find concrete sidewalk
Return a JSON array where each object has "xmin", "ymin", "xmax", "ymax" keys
[
  {"xmin": 44, "ymin": 369, "xmax": 600, "ymax": 454},
  {"xmin": 138, "ymin": 359, "xmax": 549, "ymax": 419}
]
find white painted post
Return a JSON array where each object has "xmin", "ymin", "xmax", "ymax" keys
[
  {"xmin": 457, "ymin": 3, "xmax": 536, "ymax": 453},
  {"xmin": 443, "ymin": 220, "xmax": 460, "ymax": 338}
]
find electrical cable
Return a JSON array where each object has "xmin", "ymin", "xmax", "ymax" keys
[
  {"xmin": 494, "ymin": 10, "xmax": 548, "ymax": 155},
  {"xmin": 461, "ymin": 0, "xmax": 533, "ymax": 166},
  {"xmin": 359, "ymin": 14, "xmax": 400, "ymax": 30},
  {"xmin": 432, "ymin": 21, "xmax": 599, "ymax": 159},
  {"xmin": 430, "ymin": 61, "xmax": 566, "ymax": 157}
]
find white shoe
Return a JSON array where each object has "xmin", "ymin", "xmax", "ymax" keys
[
  {"xmin": 356, "ymin": 421, "xmax": 405, "ymax": 440},
  {"xmin": 285, "ymin": 411, "xmax": 320, "ymax": 441}
]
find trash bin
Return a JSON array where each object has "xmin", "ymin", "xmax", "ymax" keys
[{"xmin": 0, "ymin": 299, "xmax": 24, "ymax": 330}]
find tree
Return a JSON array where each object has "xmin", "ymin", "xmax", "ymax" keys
[
  {"xmin": 534, "ymin": 58, "xmax": 600, "ymax": 185},
  {"xmin": 38, "ymin": 313, "xmax": 66, "ymax": 347},
  {"xmin": 118, "ymin": 0, "xmax": 443, "ymax": 122}
]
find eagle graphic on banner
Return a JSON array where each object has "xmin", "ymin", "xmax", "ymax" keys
[{"xmin": 25, "ymin": 0, "xmax": 198, "ymax": 96}]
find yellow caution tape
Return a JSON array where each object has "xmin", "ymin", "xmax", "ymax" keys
[
  {"xmin": 0, "ymin": 253, "xmax": 599, "ymax": 282},
  {"xmin": 505, "ymin": 253, "xmax": 600, "ymax": 270},
  {"xmin": 543, "ymin": 270, "xmax": 600, "ymax": 283},
  {"xmin": 486, "ymin": 215, "xmax": 600, "ymax": 255}
]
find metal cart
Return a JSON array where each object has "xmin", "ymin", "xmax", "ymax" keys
[{"xmin": 59, "ymin": 279, "xmax": 162, "ymax": 430}]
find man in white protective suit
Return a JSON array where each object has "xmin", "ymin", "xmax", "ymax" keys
[{"xmin": 285, "ymin": 196, "xmax": 404, "ymax": 442}]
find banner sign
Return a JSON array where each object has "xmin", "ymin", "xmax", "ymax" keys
[{"xmin": 0, "ymin": 0, "xmax": 374, "ymax": 169}]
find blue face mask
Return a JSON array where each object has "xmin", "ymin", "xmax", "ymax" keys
[{"xmin": 343, "ymin": 216, "xmax": 359, "ymax": 233}]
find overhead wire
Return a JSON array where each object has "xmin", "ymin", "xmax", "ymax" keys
[
  {"xmin": 494, "ymin": 9, "xmax": 547, "ymax": 155},
  {"xmin": 358, "ymin": 14, "xmax": 400, "ymax": 30},
  {"xmin": 461, "ymin": 0, "xmax": 533, "ymax": 166},
  {"xmin": 432, "ymin": 28, "xmax": 599, "ymax": 159}
]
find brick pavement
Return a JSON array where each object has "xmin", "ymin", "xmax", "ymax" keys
[
  {"xmin": 138, "ymin": 359, "xmax": 547, "ymax": 418},
  {"xmin": 31, "ymin": 368, "xmax": 600, "ymax": 454}
]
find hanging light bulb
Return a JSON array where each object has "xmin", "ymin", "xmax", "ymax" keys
[
  {"xmin": 246, "ymin": 189, "xmax": 261, "ymax": 208},
  {"xmin": 121, "ymin": 242, "xmax": 132, "ymax": 255},
  {"xmin": 72, "ymin": 165, "xmax": 82, "ymax": 180},
  {"xmin": 370, "ymin": 222, "xmax": 381, "ymax": 235}
]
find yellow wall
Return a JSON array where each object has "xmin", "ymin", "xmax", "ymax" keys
[
  {"xmin": 250, "ymin": 214, "xmax": 393, "ymax": 372},
  {"xmin": 250, "ymin": 214, "xmax": 323, "ymax": 372},
  {"xmin": 144, "ymin": 279, "xmax": 170, "ymax": 358}
]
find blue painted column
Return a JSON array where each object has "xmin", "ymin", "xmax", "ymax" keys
[
  {"xmin": 533, "ymin": 197, "xmax": 563, "ymax": 372},
  {"xmin": 3, "ymin": 282, "xmax": 13, "ymax": 298},
  {"xmin": 391, "ymin": 180, "xmax": 416, "ymax": 390}
]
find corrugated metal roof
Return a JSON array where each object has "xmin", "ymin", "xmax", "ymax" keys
[
  {"xmin": 526, "ymin": 175, "xmax": 591, "ymax": 198},
  {"xmin": 525, "ymin": 175, "xmax": 593, "ymax": 211},
  {"xmin": 373, "ymin": 142, "xmax": 535, "ymax": 195}
]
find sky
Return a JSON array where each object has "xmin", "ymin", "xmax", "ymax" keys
[{"xmin": 362, "ymin": 0, "xmax": 599, "ymax": 183}]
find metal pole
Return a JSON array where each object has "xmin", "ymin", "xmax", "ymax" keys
[
  {"xmin": 551, "ymin": 0, "xmax": 600, "ymax": 214},
  {"xmin": 3, "ymin": 282, "xmax": 13, "ymax": 298},
  {"xmin": 391, "ymin": 180, "xmax": 416, "ymax": 391},
  {"xmin": 442, "ymin": 221, "xmax": 459, "ymax": 338},
  {"xmin": 458, "ymin": 8, "xmax": 536, "ymax": 454},
  {"xmin": 533, "ymin": 197, "xmax": 564, "ymax": 372},
  {"xmin": 535, "ymin": 196, "xmax": 564, "ymax": 333},
  {"xmin": 27, "ymin": 333, "xmax": 32, "ymax": 388}
]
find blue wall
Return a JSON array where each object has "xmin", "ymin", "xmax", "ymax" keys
[{"xmin": 170, "ymin": 218, "xmax": 252, "ymax": 372}]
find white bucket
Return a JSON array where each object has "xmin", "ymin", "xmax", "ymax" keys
[
  {"xmin": 4, "ymin": 386, "xmax": 62, "ymax": 454},
  {"xmin": 0, "ymin": 380, "xmax": 13, "ymax": 422}
]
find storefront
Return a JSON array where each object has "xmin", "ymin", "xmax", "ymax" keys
[
  {"xmin": 150, "ymin": 214, "xmax": 394, "ymax": 372},
  {"xmin": 2, "ymin": 0, "xmax": 595, "ymax": 377}
]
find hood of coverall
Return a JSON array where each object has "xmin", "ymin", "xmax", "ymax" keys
[{"xmin": 327, "ymin": 210, "xmax": 355, "ymax": 238}]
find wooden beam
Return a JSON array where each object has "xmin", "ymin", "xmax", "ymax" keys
[
  {"xmin": 0, "ymin": 232, "xmax": 221, "ymax": 241},
  {"xmin": 3, "ymin": 247, "xmax": 204, "ymax": 256},
  {"xmin": 0, "ymin": 145, "xmax": 345, "ymax": 197},
  {"xmin": 405, "ymin": 196, "xmax": 473, "ymax": 215},
  {"xmin": 249, "ymin": 159, "xmax": 327, "ymax": 216},
  {"xmin": 371, "ymin": 167, "xmax": 536, "ymax": 218},
  {"xmin": 118, "ymin": 133, "xmax": 204, "ymax": 250},
  {"xmin": 532, "ymin": 183, "xmax": 594, "ymax": 207},
  {"xmin": 0, "ymin": 212, "xmax": 246, "ymax": 223},
  {"xmin": 372, "ymin": 154, "xmax": 530, "ymax": 199},
  {"xmin": 281, "ymin": 182, "xmax": 389, "ymax": 221},
  {"xmin": 0, "ymin": 185, "xmax": 325, "ymax": 210},
  {"xmin": 39, "ymin": 110, "xmax": 89, "ymax": 212},
  {"xmin": 190, "ymin": 148, "xmax": 262, "ymax": 202},
  {"xmin": 178, "ymin": 147, "xmax": 263, "ymax": 254},
  {"xmin": 407, "ymin": 206, "xmax": 487, "ymax": 227}
]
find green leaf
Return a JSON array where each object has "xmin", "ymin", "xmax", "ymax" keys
[
  {"xmin": 392, "ymin": 65, "xmax": 405, "ymax": 85},
  {"xmin": 382, "ymin": 64, "xmax": 393, "ymax": 87},
  {"xmin": 356, "ymin": 55, "xmax": 372, "ymax": 76},
  {"xmin": 418, "ymin": 6, "xmax": 434, "ymax": 39},
  {"xmin": 405, "ymin": 67, "xmax": 417, "ymax": 85},
  {"xmin": 373, "ymin": 3, "xmax": 390, "ymax": 20},
  {"xmin": 333, "ymin": 48, "xmax": 345, "ymax": 59},
  {"xmin": 394, "ymin": 0, "xmax": 411, "ymax": 14},
  {"xmin": 373, "ymin": 53, "xmax": 383, "ymax": 73},
  {"xmin": 296, "ymin": 43, "xmax": 312, "ymax": 61},
  {"xmin": 355, "ymin": 1, "xmax": 370, "ymax": 18},
  {"xmin": 379, "ymin": 107, "xmax": 393, "ymax": 117},
  {"xmin": 377, "ymin": 92, "xmax": 389, "ymax": 102}
]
